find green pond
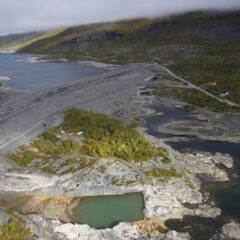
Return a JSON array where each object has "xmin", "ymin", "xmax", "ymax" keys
[{"xmin": 71, "ymin": 192, "xmax": 145, "ymax": 229}]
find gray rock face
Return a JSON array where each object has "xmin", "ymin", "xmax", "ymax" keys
[
  {"xmin": 211, "ymin": 153, "xmax": 233, "ymax": 169},
  {"xmin": 165, "ymin": 230, "xmax": 191, "ymax": 240},
  {"xmin": 0, "ymin": 133, "xmax": 228, "ymax": 239},
  {"xmin": 184, "ymin": 204, "xmax": 221, "ymax": 219},
  {"xmin": 221, "ymin": 222, "xmax": 240, "ymax": 240},
  {"xmin": 24, "ymin": 214, "xmax": 191, "ymax": 240}
]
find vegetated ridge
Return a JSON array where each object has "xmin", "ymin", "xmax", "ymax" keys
[{"xmin": 1, "ymin": 10, "xmax": 240, "ymax": 106}]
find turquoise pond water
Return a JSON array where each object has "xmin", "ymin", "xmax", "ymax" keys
[{"xmin": 71, "ymin": 192, "xmax": 145, "ymax": 229}]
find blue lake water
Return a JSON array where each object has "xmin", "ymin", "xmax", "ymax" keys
[{"xmin": 0, "ymin": 53, "xmax": 104, "ymax": 94}]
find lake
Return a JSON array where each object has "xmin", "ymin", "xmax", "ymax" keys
[{"xmin": 0, "ymin": 53, "xmax": 105, "ymax": 95}]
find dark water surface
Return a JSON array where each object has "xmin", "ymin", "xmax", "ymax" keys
[
  {"xmin": 166, "ymin": 139, "xmax": 240, "ymax": 240},
  {"xmin": 145, "ymin": 105, "xmax": 240, "ymax": 240}
]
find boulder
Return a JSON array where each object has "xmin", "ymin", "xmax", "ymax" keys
[
  {"xmin": 165, "ymin": 230, "xmax": 191, "ymax": 240},
  {"xmin": 211, "ymin": 153, "xmax": 233, "ymax": 168},
  {"xmin": 221, "ymin": 222, "xmax": 240, "ymax": 240}
]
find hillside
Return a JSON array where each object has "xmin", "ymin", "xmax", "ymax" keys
[
  {"xmin": 1, "ymin": 10, "xmax": 240, "ymax": 106},
  {"xmin": 0, "ymin": 32, "xmax": 40, "ymax": 51},
  {"xmin": 14, "ymin": 11, "xmax": 240, "ymax": 62},
  {"xmin": 0, "ymin": 28, "xmax": 66, "ymax": 52}
]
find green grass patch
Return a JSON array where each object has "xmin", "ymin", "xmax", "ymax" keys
[
  {"xmin": 145, "ymin": 167, "xmax": 194, "ymax": 188},
  {"xmin": 0, "ymin": 220, "xmax": 35, "ymax": 240},
  {"xmin": 9, "ymin": 149, "xmax": 39, "ymax": 166},
  {"xmin": 9, "ymin": 108, "xmax": 168, "ymax": 173},
  {"xmin": 62, "ymin": 108, "xmax": 162, "ymax": 162},
  {"xmin": 146, "ymin": 168, "xmax": 182, "ymax": 179},
  {"xmin": 172, "ymin": 60, "xmax": 240, "ymax": 100},
  {"xmin": 58, "ymin": 157, "xmax": 97, "ymax": 175},
  {"xmin": 152, "ymin": 86, "xmax": 239, "ymax": 113},
  {"xmin": 159, "ymin": 148, "xmax": 172, "ymax": 164},
  {"xmin": 170, "ymin": 88, "xmax": 238, "ymax": 112}
]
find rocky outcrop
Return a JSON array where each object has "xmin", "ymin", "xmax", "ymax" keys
[
  {"xmin": 0, "ymin": 127, "xmax": 234, "ymax": 239},
  {"xmin": 54, "ymin": 222, "xmax": 191, "ymax": 240},
  {"xmin": 143, "ymin": 180, "xmax": 202, "ymax": 222},
  {"xmin": 65, "ymin": 31, "xmax": 123, "ymax": 45},
  {"xmin": 16, "ymin": 196, "xmax": 80, "ymax": 222},
  {"xmin": 164, "ymin": 230, "xmax": 191, "ymax": 240},
  {"xmin": 184, "ymin": 204, "xmax": 221, "ymax": 218},
  {"xmin": 211, "ymin": 153, "xmax": 234, "ymax": 168},
  {"xmin": 55, "ymin": 222, "xmax": 141, "ymax": 240},
  {"xmin": 0, "ymin": 133, "xmax": 230, "ymax": 239},
  {"xmin": 141, "ymin": 130, "xmax": 233, "ymax": 183},
  {"xmin": 221, "ymin": 222, "xmax": 240, "ymax": 240},
  {"xmin": 24, "ymin": 214, "xmax": 190, "ymax": 240},
  {"xmin": 0, "ymin": 76, "xmax": 11, "ymax": 81},
  {"xmin": 0, "ymin": 75, "xmax": 14, "ymax": 100},
  {"xmin": 0, "ymin": 172, "xmax": 60, "ymax": 193}
]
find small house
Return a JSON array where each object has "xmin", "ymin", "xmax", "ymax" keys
[{"xmin": 207, "ymin": 81, "xmax": 217, "ymax": 86}]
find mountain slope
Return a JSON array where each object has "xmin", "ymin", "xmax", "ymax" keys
[
  {"xmin": 1, "ymin": 10, "xmax": 240, "ymax": 105},
  {"xmin": 15, "ymin": 11, "xmax": 240, "ymax": 62},
  {"xmin": 0, "ymin": 28, "xmax": 66, "ymax": 52}
]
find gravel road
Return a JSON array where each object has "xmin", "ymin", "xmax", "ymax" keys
[{"xmin": 0, "ymin": 64, "xmax": 163, "ymax": 152}]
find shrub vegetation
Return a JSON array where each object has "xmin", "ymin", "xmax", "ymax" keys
[
  {"xmin": 9, "ymin": 108, "xmax": 166, "ymax": 173},
  {"xmin": 63, "ymin": 108, "xmax": 161, "ymax": 162},
  {"xmin": 0, "ymin": 220, "xmax": 34, "ymax": 240}
]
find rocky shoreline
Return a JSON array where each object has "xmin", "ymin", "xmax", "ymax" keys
[
  {"xmin": 0, "ymin": 63, "xmax": 239, "ymax": 239},
  {"xmin": 0, "ymin": 76, "xmax": 14, "ymax": 101},
  {"xmin": 0, "ymin": 128, "xmax": 235, "ymax": 239},
  {"xmin": 17, "ymin": 56, "xmax": 117, "ymax": 70}
]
